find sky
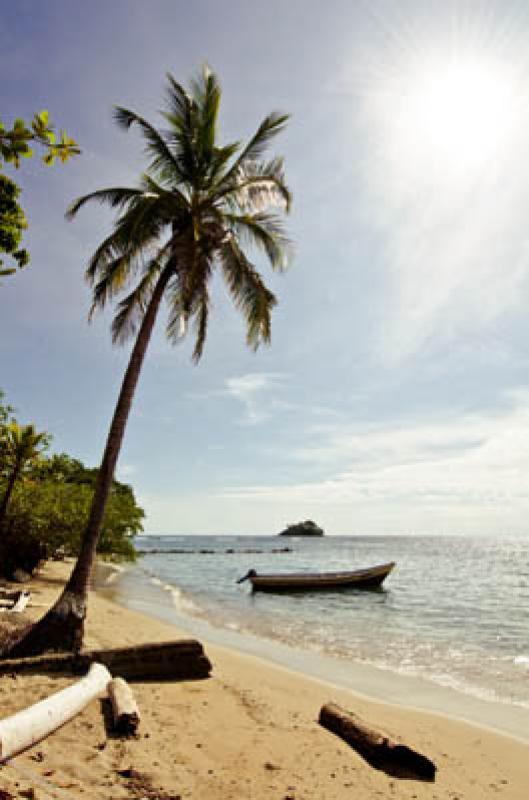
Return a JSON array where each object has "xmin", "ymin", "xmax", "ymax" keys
[{"xmin": 3, "ymin": 0, "xmax": 529, "ymax": 535}]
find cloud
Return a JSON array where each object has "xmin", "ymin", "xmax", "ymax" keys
[
  {"xmin": 118, "ymin": 463, "xmax": 137, "ymax": 478},
  {"xmin": 224, "ymin": 372, "xmax": 289, "ymax": 424},
  {"xmin": 218, "ymin": 391, "xmax": 529, "ymax": 530}
]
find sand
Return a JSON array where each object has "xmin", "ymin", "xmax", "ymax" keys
[{"xmin": 1, "ymin": 559, "xmax": 528, "ymax": 799}]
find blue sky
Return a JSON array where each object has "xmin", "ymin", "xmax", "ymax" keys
[{"xmin": 3, "ymin": 0, "xmax": 529, "ymax": 535}]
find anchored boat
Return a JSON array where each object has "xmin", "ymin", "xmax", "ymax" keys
[{"xmin": 237, "ymin": 561, "xmax": 395, "ymax": 592}]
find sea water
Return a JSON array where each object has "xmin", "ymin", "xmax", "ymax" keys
[
  {"xmin": 131, "ymin": 535, "xmax": 528, "ymax": 707},
  {"xmin": 116, "ymin": 534, "xmax": 528, "ymax": 721}
]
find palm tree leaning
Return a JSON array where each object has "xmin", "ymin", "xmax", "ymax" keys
[{"xmin": 6, "ymin": 67, "xmax": 292, "ymax": 657}]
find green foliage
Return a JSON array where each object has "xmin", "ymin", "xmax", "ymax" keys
[
  {"xmin": 0, "ymin": 175, "xmax": 29, "ymax": 277},
  {"xmin": 0, "ymin": 420, "xmax": 50, "ymax": 472},
  {"xmin": 0, "ymin": 388, "xmax": 14, "ymax": 427},
  {"xmin": 0, "ymin": 419, "xmax": 50, "ymax": 524},
  {"xmin": 0, "ymin": 110, "xmax": 80, "ymax": 169},
  {"xmin": 0, "ymin": 110, "xmax": 80, "ymax": 281},
  {"xmin": 0, "ymin": 391, "xmax": 142, "ymax": 576},
  {"xmin": 0, "ymin": 451, "xmax": 143, "ymax": 577}
]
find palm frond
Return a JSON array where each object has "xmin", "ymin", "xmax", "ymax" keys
[
  {"xmin": 164, "ymin": 74, "xmax": 193, "ymax": 125},
  {"xmin": 89, "ymin": 254, "xmax": 136, "ymax": 318},
  {"xmin": 220, "ymin": 239, "xmax": 277, "ymax": 348},
  {"xmin": 162, "ymin": 75, "xmax": 198, "ymax": 183},
  {"xmin": 85, "ymin": 195, "xmax": 175, "ymax": 312},
  {"xmin": 66, "ymin": 186, "xmax": 144, "ymax": 220},
  {"xmin": 214, "ymin": 157, "xmax": 292, "ymax": 214},
  {"xmin": 225, "ymin": 211, "xmax": 292, "ymax": 270},
  {"xmin": 191, "ymin": 287, "xmax": 210, "ymax": 362},
  {"xmin": 111, "ymin": 261, "xmax": 162, "ymax": 345},
  {"xmin": 206, "ymin": 142, "xmax": 241, "ymax": 186},
  {"xmin": 165, "ymin": 274, "xmax": 187, "ymax": 345},
  {"xmin": 113, "ymin": 106, "xmax": 183, "ymax": 184},
  {"xmin": 216, "ymin": 112, "xmax": 289, "ymax": 191}
]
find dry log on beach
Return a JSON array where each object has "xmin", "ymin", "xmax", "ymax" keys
[
  {"xmin": 91, "ymin": 640, "xmax": 212, "ymax": 681},
  {"xmin": 0, "ymin": 662, "xmax": 111, "ymax": 761},
  {"xmin": 0, "ymin": 639, "xmax": 212, "ymax": 681},
  {"xmin": 108, "ymin": 677, "xmax": 140, "ymax": 735},
  {"xmin": 319, "ymin": 702, "xmax": 436, "ymax": 781}
]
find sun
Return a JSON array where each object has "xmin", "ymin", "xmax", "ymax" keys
[
  {"xmin": 368, "ymin": 47, "xmax": 522, "ymax": 181},
  {"xmin": 407, "ymin": 54, "xmax": 518, "ymax": 167}
]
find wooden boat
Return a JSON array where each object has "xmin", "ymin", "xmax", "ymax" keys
[{"xmin": 237, "ymin": 561, "xmax": 395, "ymax": 592}]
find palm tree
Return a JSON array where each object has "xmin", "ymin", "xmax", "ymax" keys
[
  {"xmin": 0, "ymin": 421, "xmax": 49, "ymax": 523},
  {"xmin": 7, "ymin": 66, "xmax": 292, "ymax": 656}
]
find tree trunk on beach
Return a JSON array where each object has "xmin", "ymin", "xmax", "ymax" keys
[
  {"xmin": 5, "ymin": 266, "xmax": 173, "ymax": 658},
  {"xmin": 319, "ymin": 702, "xmax": 437, "ymax": 781}
]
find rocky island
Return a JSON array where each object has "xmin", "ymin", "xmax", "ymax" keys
[{"xmin": 278, "ymin": 520, "xmax": 324, "ymax": 537}]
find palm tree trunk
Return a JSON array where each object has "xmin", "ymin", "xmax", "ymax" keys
[
  {"xmin": 0, "ymin": 463, "xmax": 20, "ymax": 524},
  {"xmin": 6, "ymin": 265, "xmax": 174, "ymax": 657}
]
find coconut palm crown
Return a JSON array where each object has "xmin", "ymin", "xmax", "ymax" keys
[
  {"xmin": 5, "ymin": 67, "xmax": 292, "ymax": 657},
  {"xmin": 69, "ymin": 66, "xmax": 292, "ymax": 359}
]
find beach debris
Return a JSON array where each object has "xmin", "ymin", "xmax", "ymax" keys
[
  {"xmin": 0, "ymin": 662, "xmax": 111, "ymax": 761},
  {"xmin": 0, "ymin": 639, "xmax": 212, "ymax": 682},
  {"xmin": 108, "ymin": 676, "xmax": 140, "ymax": 735},
  {"xmin": 18, "ymin": 790, "xmax": 36, "ymax": 800},
  {"xmin": 116, "ymin": 767, "xmax": 181, "ymax": 799},
  {"xmin": 0, "ymin": 591, "xmax": 31, "ymax": 613},
  {"xmin": 318, "ymin": 702, "xmax": 437, "ymax": 781}
]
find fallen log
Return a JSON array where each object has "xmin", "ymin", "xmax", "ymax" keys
[
  {"xmin": 90, "ymin": 640, "xmax": 212, "ymax": 681},
  {"xmin": 318, "ymin": 702, "xmax": 436, "ymax": 781},
  {"xmin": 0, "ymin": 662, "xmax": 111, "ymax": 761},
  {"xmin": 0, "ymin": 639, "xmax": 212, "ymax": 681},
  {"xmin": 108, "ymin": 677, "xmax": 140, "ymax": 735}
]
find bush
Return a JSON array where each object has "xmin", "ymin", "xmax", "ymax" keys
[{"xmin": 0, "ymin": 455, "xmax": 143, "ymax": 577}]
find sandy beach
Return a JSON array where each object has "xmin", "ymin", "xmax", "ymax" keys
[{"xmin": 1, "ymin": 560, "xmax": 528, "ymax": 800}]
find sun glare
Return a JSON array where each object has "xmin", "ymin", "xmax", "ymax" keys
[
  {"xmin": 370, "ymin": 48, "xmax": 523, "ymax": 181},
  {"xmin": 409, "ymin": 55, "xmax": 518, "ymax": 166}
]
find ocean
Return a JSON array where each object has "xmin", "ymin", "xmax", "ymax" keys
[{"xmin": 105, "ymin": 534, "xmax": 529, "ymax": 737}]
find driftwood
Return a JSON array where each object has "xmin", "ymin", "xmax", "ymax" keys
[
  {"xmin": 0, "ymin": 662, "xmax": 111, "ymax": 761},
  {"xmin": 0, "ymin": 639, "xmax": 212, "ymax": 681},
  {"xmin": 108, "ymin": 677, "xmax": 140, "ymax": 735},
  {"xmin": 319, "ymin": 702, "xmax": 436, "ymax": 781}
]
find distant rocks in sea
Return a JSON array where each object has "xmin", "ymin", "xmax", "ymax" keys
[{"xmin": 278, "ymin": 520, "xmax": 324, "ymax": 537}]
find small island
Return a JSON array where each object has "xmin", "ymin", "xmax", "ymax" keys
[{"xmin": 278, "ymin": 520, "xmax": 324, "ymax": 537}]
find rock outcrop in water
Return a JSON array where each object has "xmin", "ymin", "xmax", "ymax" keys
[{"xmin": 278, "ymin": 520, "xmax": 324, "ymax": 537}]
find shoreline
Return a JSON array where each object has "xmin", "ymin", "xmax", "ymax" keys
[
  {"xmin": 96, "ymin": 560, "xmax": 529, "ymax": 745},
  {"xmin": 0, "ymin": 560, "xmax": 528, "ymax": 799}
]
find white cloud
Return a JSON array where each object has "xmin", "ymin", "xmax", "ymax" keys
[
  {"xmin": 224, "ymin": 372, "xmax": 289, "ymax": 424},
  {"xmin": 217, "ymin": 391, "xmax": 529, "ymax": 533},
  {"xmin": 118, "ymin": 463, "xmax": 137, "ymax": 478}
]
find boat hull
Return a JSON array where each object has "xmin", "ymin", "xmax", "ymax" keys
[{"xmin": 248, "ymin": 561, "xmax": 395, "ymax": 592}]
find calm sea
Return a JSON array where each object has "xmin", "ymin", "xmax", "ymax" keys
[{"xmin": 124, "ymin": 535, "xmax": 528, "ymax": 716}]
